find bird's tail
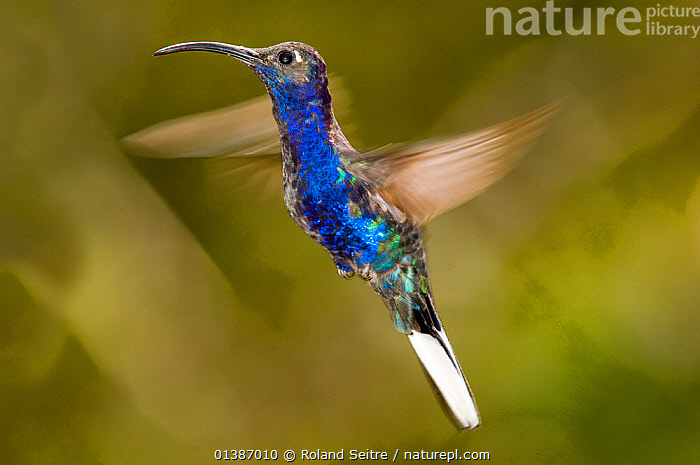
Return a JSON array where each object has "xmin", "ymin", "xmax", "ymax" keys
[
  {"xmin": 407, "ymin": 312, "xmax": 481, "ymax": 431},
  {"xmin": 372, "ymin": 273, "xmax": 481, "ymax": 431}
]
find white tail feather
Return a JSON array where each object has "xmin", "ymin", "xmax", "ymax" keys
[{"xmin": 407, "ymin": 330, "xmax": 480, "ymax": 430}]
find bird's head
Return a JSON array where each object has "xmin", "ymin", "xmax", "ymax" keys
[{"xmin": 154, "ymin": 41, "xmax": 330, "ymax": 109}]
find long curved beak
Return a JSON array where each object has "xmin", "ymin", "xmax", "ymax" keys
[{"xmin": 153, "ymin": 41, "xmax": 260, "ymax": 65}]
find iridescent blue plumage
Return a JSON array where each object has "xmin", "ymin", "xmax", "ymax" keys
[
  {"xmin": 147, "ymin": 40, "xmax": 558, "ymax": 431},
  {"xmin": 250, "ymin": 46, "xmax": 415, "ymax": 287}
]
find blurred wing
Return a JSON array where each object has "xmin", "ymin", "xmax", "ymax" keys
[
  {"xmin": 121, "ymin": 79, "xmax": 349, "ymax": 197},
  {"xmin": 353, "ymin": 101, "xmax": 562, "ymax": 225},
  {"xmin": 204, "ymin": 154, "xmax": 283, "ymax": 200},
  {"xmin": 121, "ymin": 77, "xmax": 349, "ymax": 160},
  {"xmin": 121, "ymin": 95, "xmax": 281, "ymax": 159}
]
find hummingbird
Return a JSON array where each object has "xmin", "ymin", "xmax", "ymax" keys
[{"xmin": 127, "ymin": 40, "xmax": 559, "ymax": 431}]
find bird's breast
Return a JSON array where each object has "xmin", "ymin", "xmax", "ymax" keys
[
  {"xmin": 279, "ymin": 122, "xmax": 418, "ymax": 275},
  {"xmin": 286, "ymin": 161, "xmax": 388, "ymax": 265}
]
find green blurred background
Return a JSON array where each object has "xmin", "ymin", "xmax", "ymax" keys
[{"xmin": 2, "ymin": 0, "xmax": 699, "ymax": 463}]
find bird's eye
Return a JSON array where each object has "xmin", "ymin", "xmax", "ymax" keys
[{"xmin": 278, "ymin": 50, "xmax": 294, "ymax": 65}]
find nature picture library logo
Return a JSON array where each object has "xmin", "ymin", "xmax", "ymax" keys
[{"xmin": 486, "ymin": 1, "xmax": 700, "ymax": 38}]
